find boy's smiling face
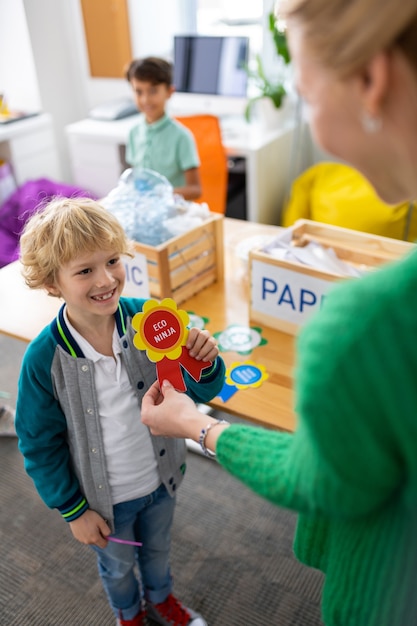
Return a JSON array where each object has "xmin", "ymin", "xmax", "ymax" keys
[
  {"xmin": 130, "ymin": 78, "xmax": 174, "ymax": 124},
  {"xmin": 46, "ymin": 248, "xmax": 126, "ymax": 331}
]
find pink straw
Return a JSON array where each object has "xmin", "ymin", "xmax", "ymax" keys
[{"xmin": 106, "ymin": 536, "xmax": 142, "ymax": 547}]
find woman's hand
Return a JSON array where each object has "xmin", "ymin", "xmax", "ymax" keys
[
  {"xmin": 142, "ymin": 380, "xmax": 230, "ymax": 451},
  {"xmin": 141, "ymin": 380, "xmax": 201, "ymax": 439},
  {"xmin": 186, "ymin": 327, "xmax": 219, "ymax": 363},
  {"xmin": 69, "ymin": 509, "xmax": 110, "ymax": 548}
]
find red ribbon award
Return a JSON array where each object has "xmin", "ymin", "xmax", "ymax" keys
[{"xmin": 132, "ymin": 298, "xmax": 213, "ymax": 391}]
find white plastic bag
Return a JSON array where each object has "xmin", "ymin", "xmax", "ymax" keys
[{"xmin": 102, "ymin": 168, "xmax": 210, "ymax": 246}]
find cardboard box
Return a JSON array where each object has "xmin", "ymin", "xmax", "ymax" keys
[
  {"xmin": 249, "ymin": 219, "xmax": 415, "ymax": 335},
  {"xmin": 134, "ymin": 212, "xmax": 224, "ymax": 304}
]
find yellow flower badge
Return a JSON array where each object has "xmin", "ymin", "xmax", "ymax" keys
[
  {"xmin": 132, "ymin": 298, "xmax": 189, "ymax": 362},
  {"xmin": 132, "ymin": 298, "xmax": 212, "ymax": 391}
]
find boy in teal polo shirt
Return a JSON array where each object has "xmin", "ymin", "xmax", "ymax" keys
[{"xmin": 125, "ymin": 57, "xmax": 202, "ymax": 200}]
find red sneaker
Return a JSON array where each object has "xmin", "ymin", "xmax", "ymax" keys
[
  {"xmin": 117, "ymin": 608, "xmax": 147, "ymax": 626},
  {"xmin": 147, "ymin": 594, "xmax": 207, "ymax": 626}
]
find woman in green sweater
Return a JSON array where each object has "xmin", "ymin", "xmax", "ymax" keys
[{"xmin": 141, "ymin": 0, "xmax": 417, "ymax": 624}]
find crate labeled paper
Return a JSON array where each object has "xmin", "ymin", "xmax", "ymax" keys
[
  {"xmin": 249, "ymin": 219, "xmax": 415, "ymax": 335},
  {"xmin": 134, "ymin": 212, "xmax": 224, "ymax": 304}
]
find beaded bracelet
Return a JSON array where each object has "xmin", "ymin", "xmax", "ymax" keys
[{"xmin": 199, "ymin": 419, "xmax": 229, "ymax": 458}]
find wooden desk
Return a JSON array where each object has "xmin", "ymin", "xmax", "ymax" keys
[{"xmin": 0, "ymin": 218, "xmax": 296, "ymax": 432}]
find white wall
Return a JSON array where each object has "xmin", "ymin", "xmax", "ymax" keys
[
  {"xmin": 21, "ymin": 0, "xmax": 89, "ymax": 181},
  {"xmin": 129, "ymin": 0, "xmax": 195, "ymax": 61},
  {"xmin": 0, "ymin": 0, "xmax": 41, "ymax": 112}
]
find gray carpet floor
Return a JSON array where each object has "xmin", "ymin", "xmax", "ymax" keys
[{"xmin": 0, "ymin": 334, "xmax": 324, "ymax": 626}]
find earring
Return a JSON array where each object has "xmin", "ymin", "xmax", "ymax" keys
[{"xmin": 361, "ymin": 111, "xmax": 382, "ymax": 133}]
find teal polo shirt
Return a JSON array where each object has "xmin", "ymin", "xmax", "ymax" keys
[{"xmin": 126, "ymin": 114, "xmax": 200, "ymax": 188}]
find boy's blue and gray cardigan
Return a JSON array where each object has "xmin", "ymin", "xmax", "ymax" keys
[{"xmin": 15, "ymin": 297, "xmax": 225, "ymax": 532}]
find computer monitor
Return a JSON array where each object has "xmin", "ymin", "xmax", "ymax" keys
[
  {"xmin": 173, "ymin": 35, "xmax": 249, "ymax": 97},
  {"xmin": 170, "ymin": 35, "xmax": 249, "ymax": 116}
]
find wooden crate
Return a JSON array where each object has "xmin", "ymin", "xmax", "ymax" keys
[
  {"xmin": 249, "ymin": 219, "xmax": 415, "ymax": 335},
  {"xmin": 133, "ymin": 212, "xmax": 224, "ymax": 304}
]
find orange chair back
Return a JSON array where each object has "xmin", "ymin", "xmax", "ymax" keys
[{"xmin": 175, "ymin": 114, "xmax": 228, "ymax": 214}]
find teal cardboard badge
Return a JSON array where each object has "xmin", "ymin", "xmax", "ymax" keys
[{"xmin": 218, "ymin": 361, "xmax": 269, "ymax": 402}]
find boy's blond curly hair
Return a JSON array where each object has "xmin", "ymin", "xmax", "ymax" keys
[{"xmin": 20, "ymin": 197, "xmax": 134, "ymax": 293}]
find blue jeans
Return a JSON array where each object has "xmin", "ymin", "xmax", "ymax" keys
[{"xmin": 92, "ymin": 483, "xmax": 175, "ymax": 621}]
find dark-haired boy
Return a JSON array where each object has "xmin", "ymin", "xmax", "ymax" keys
[{"xmin": 125, "ymin": 57, "xmax": 201, "ymax": 200}]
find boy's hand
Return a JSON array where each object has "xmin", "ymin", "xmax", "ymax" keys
[
  {"xmin": 186, "ymin": 327, "xmax": 219, "ymax": 362},
  {"xmin": 69, "ymin": 509, "xmax": 111, "ymax": 548}
]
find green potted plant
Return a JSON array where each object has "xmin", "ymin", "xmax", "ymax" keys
[{"xmin": 244, "ymin": 12, "xmax": 291, "ymax": 123}]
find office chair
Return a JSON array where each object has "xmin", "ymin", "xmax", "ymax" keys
[{"xmin": 175, "ymin": 114, "xmax": 228, "ymax": 214}]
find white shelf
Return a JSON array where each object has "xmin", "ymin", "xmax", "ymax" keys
[{"xmin": 0, "ymin": 113, "xmax": 62, "ymax": 184}]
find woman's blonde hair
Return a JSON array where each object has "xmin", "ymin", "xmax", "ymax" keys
[
  {"xmin": 279, "ymin": 0, "xmax": 417, "ymax": 76},
  {"xmin": 20, "ymin": 197, "xmax": 134, "ymax": 291}
]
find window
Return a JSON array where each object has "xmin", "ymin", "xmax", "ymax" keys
[{"xmin": 196, "ymin": 0, "xmax": 263, "ymax": 62}]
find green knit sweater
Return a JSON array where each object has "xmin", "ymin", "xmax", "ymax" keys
[{"xmin": 217, "ymin": 248, "xmax": 417, "ymax": 626}]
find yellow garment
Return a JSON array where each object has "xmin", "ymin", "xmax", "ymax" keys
[{"xmin": 282, "ymin": 162, "xmax": 417, "ymax": 242}]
